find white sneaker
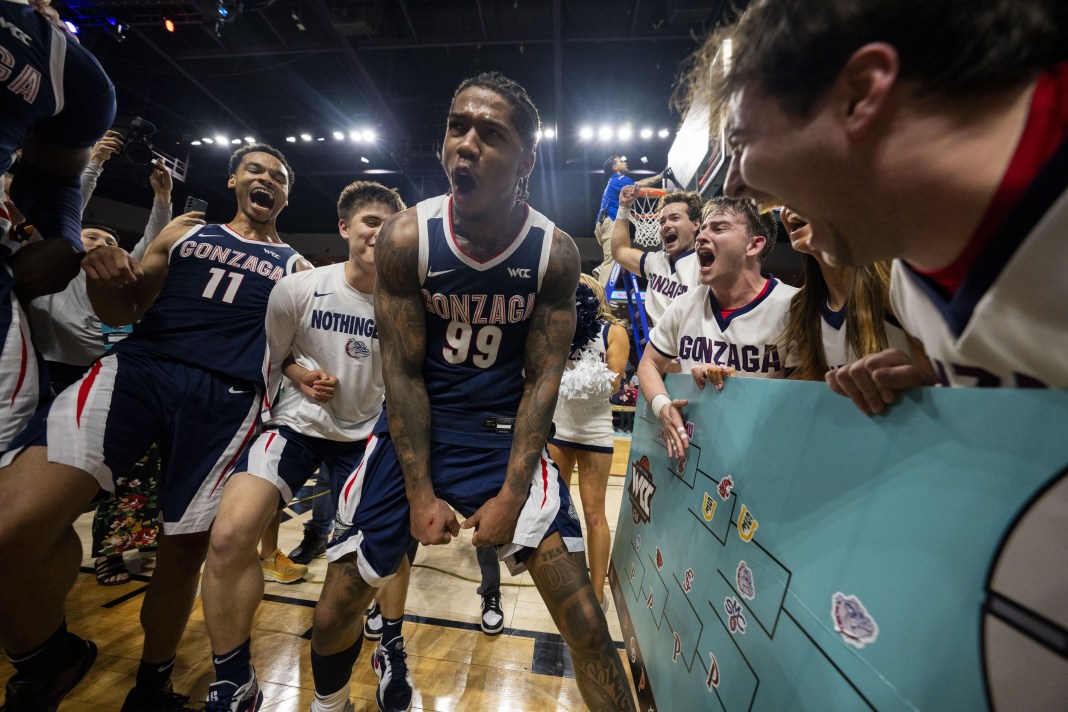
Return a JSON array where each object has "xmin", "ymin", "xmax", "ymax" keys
[{"xmin": 480, "ymin": 591, "xmax": 504, "ymax": 635}]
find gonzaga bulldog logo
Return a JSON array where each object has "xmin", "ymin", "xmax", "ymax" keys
[
  {"xmin": 832, "ymin": 592, "xmax": 879, "ymax": 648},
  {"xmin": 345, "ymin": 338, "xmax": 371, "ymax": 359},
  {"xmin": 629, "ymin": 455, "xmax": 656, "ymax": 524}
]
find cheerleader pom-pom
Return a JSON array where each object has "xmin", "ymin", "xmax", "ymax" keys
[{"xmin": 559, "ymin": 350, "xmax": 617, "ymax": 402}]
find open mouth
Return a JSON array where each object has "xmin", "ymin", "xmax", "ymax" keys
[
  {"xmin": 250, "ymin": 187, "xmax": 275, "ymax": 211},
  {"xmin": 453, "ymin": 166, "xmax": 476, "ymax": 195},
  {"xmin": 780, "ymin": 207, "xmax": 814, "ymax": 250},
  {"xmin": 697, "ymin": 247, "xmax": 715, "ymax": 268},
  {"xmin": 663, "ymin": 232, "xmax": 678, "ymax": 248}
]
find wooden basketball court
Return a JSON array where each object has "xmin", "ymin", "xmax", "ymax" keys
[{"xmin": 2, "ymin": 438, "xmax": 635, "ymax": 711}]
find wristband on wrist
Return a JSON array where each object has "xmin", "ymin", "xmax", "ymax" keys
[
  {"xmin": 616, "ymin": 206, "xmax": 631, "ymax": 222},
  {"xmin": 650, "ymin": 393, "xmax": 671, "ymax": 418}
]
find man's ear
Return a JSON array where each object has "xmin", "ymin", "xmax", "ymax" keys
[
  {"xmin": 747, "ymin": 234, "xmax": 767, "ymax": 258},
  {"xmin": 227, "ymin": 174, "xmax": 236, "ymax": 189},
  {"xmin": 338, "ymin": 218, "xmax": 349, "ymax": 240},
  {"xmin": 518, "ymin": 148, "xmax": 536, "ymax": 179},
  {"xmin": 837, "ymin": 42, "xmax": 899, "ymax": 139}
]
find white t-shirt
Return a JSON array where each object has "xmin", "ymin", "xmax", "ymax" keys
[
  {"xmin": 650, "ymin": 278, "xmax": 797, "ymax": 374},
  {"xmin": 263, "ymin": 263, "xmax": 383, "ymax": 441},
  {"xmin": 640, "ymin": 248, "xmax": 701, "ymax": 323},
  {"xmin": 819, "ymin": 303, "xmax": 912, "ymax": 372},
  {"xmin": 889, "ymin": 184, "xmax": 1068, "ymax": 388}
]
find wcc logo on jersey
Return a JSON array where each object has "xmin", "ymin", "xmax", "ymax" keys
[{"xmin": 629, "ymin": 456, "xmax": 656, "ymax": 524}]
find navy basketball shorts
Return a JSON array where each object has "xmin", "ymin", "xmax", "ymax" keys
[
  {"xmin": 0, "ymin": 352, "xmax": 261, "ymax": 534},
  {"xmin": 232, "ymin": 425, "xmax": 367, "ymax": 505},
  {"xmin": 327, "ymin": 433, "xmax": 585, "ymax": 587}
]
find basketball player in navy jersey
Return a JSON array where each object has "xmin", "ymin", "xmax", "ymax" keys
[
  {"xmin": 716, "ymin": 0, "xmax": 1067, "ymax": 409},
  {"xmin": 200, "ymin": 181, "xmax": 407, "ymax": 711},
  {"xmin": 0, "ymin": 0, "xmax": 115, "ymax": 453},
  {"xmin": 0, "ymin": 144, "xmax": 306, "ymax": 711},
  {"xmin": 308, "ymin": 72, "xmax": 635, "ymax": 712}
]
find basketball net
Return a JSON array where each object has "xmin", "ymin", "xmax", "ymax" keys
[{"xmin": 631, "ymin": 188, "xmax": 666, "ymax": 248}]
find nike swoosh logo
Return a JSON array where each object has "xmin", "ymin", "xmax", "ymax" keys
[
  {"xmin": 313, "ymin": 291, "xmax": 334, "ymax": 297},
  {"xmin": 426, "ymin": 268, "xmax": 455, "ymax": 278},
  {"xmin": 228, "ymin": 387, "xmax": 249, "ymax": 394}
]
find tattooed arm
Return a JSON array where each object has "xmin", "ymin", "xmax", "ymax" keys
[
  {"xmin": 374, "ymin": 209, "xmax": 460, "ymax": 545},
  {"xmin": 463, "ymin": 228, "xmax": 580, "ymax": 546}
]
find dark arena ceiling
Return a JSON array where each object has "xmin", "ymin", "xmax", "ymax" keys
[{"xmin": 55, "ymin": 0, "xmax": 738, "ymax": 237}]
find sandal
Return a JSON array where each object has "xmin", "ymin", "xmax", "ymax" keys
[{"xmin": 94, "ymin": 553, "xmax": 131, "ymax": 586}]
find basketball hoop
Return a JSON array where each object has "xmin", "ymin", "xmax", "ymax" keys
[{"xmin": 631, "ymin": 188, "xmax": 666, "ymax": 248}]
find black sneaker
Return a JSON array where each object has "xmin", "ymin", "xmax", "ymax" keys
[
  {"xmin": 371, "ymin": 637, "xmax": 413, "ymax": 712},
  {"xmin": 120, "ymin": 680, "xmax": 195, "ymax": 711},
  {"xmin": 363, "ymin": 600, "xmax": 383, "ymax": 640},
  {"xmin": 1, "ymin": 635, "xmax": 97, "ymax": 712},
  {"xmin": 480, "ymin": 591, "xmax": 504, "ymax": 635},
  {"xmin": 287, "ymin": 527, "xmax": 329, "ymax": 565}
]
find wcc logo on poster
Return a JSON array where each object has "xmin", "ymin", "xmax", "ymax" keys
[{"xmin": 629, "ymin": 455, "xmax": 656, "ymax": 524}]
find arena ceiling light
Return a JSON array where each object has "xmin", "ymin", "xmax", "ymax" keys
[
  {"xmin": 332, "ymin": 131, "xmax": 345, "ymax": 140},
  {"xmin": 658, "ymin": 128, "xmax": 671, "ymax": 138},
  {"xmin": 201, "ymin": 137, "xmax": 214, "ymax": 144},
  {"xmin": 543, "ymin": 127, "xmax": 556, "ymax": 139},
  {"xmin": 639, "ymin": 127, "xmax": 653, "ymax": 139},
  {"xmin": 349, "ymin": 130, "xmax": 362, "ymax": 142},
  {"xmin": 214, "ymin": 134, "xmax": 228, "ymax": 145},
  {"xmin": 617, "ymin": 126, "xmax": 633, "ymax": 141},
  {"xmin": 578, "ymin": 126, "xmax": 594, "ymax": 140},
  {"xmin": 362, "ymin": 129, "xmax": 376, "ymax": 143},
  {"xmin": 285, "ymin": 136, "xmax": 296, "ymax": 143},
  {"xmin": 300, "ymin": 133, "xmax": 312, "ymax": 142},
  {"xmin": 597, "ymin": 125, "xmax": 614, "ymax": 142}
]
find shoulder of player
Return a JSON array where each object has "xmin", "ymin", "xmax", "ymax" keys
[
  {"xmin": 378, "ymin": 206, "xmax": 419, "ymax": 249},
  {"xmin": 147, "ymin": 220, "xmax": 200, "ymax": 255},
  {"xmin": 535, "ymin": 228, "xmax": 580, "ymax": 305}
]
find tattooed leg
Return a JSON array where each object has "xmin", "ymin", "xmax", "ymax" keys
[
  {"xmin": 311, "ymin": 555, "xmax": 378, "ymax": 655},
  {"xmin": 528, "ymin": 532, "xmax": 636, "ymax": 711}
]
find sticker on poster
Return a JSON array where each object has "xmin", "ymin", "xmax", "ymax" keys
[
  {"xmin": 701, "ymin": 492, "xmax": 716, "ymax": 522},
  {"xmin": 737, "ymin": 504, "xmax": 758, "ymax": 542},
  {"xmin": 655, "ymin": 547, "xmax": 664, "ymax": 570},
  {"xmin": 832, "ymin": 592, "xmax": 879, "ymax": 648},
  {"xmin": 706, "ymin": 653, "xmax": 721, "ymax": 690},
  {"xmin": 717, "ymin": 475, "xmax": 734, "ymax": 500},
  {"xmin": 724, "ymin": 596, "xmax": 747, "ymax": 634},
  {"xmin": 629, "ymin": 456, "xmax": 656, "ymax": 524},
  {"xmin": 736, "ymin": 560, "xmax": 755, "ymax": 600},
  {"xmin": 682, "ymin": 568, "xmax": 695, "ymax": 594},
  {"xmin": 672, "ymin": 631, "xmax": 682, "ymax": 662}
]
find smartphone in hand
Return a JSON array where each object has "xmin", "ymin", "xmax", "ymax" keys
[{"xmin": 184, "ymin": 196, "xmax": 208, "ymax": 214}]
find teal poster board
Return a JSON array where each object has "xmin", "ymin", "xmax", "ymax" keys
[{"xmin": 609, "ymin": 377, "xmax": 1068, "ymax": 711}]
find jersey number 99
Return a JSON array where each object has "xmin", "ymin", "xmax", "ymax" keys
[{"xmin": 443, "ymin": 321, "xmax": 501, "ymax": 368}]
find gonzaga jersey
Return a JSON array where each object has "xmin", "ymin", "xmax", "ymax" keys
[
  {"xmin": 650, "ymin": 279, "xmax": 796, "ymax": 374},
  {"xmin": 641, "ymin": 249, "xmax": 700, "ymax": 323},
  {"xmin": 819, "ymin": 305, "xmax": 912, "ymax": 371},
  {"xmin": 263, "ymin": 263, "xmax": 382, "ymax": 441},
  {"xmin": 0, "ymin": 1, "xmax": 115, "ymax": 179},
  {"xmin": 115, "ymin": 223, "xmax": 302, "ymax": 384},
  {"xmin": 416, "ymin": 194, "xmax": 553, "ymax": 446},
  {"xmin": 890, "ymin": 172, "xmax": 1068, "ymax": 388}
]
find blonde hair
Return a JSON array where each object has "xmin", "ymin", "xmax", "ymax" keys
[{"xmin": 579, "ymin": 273, "xmax": 624, "ymax": 326}]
